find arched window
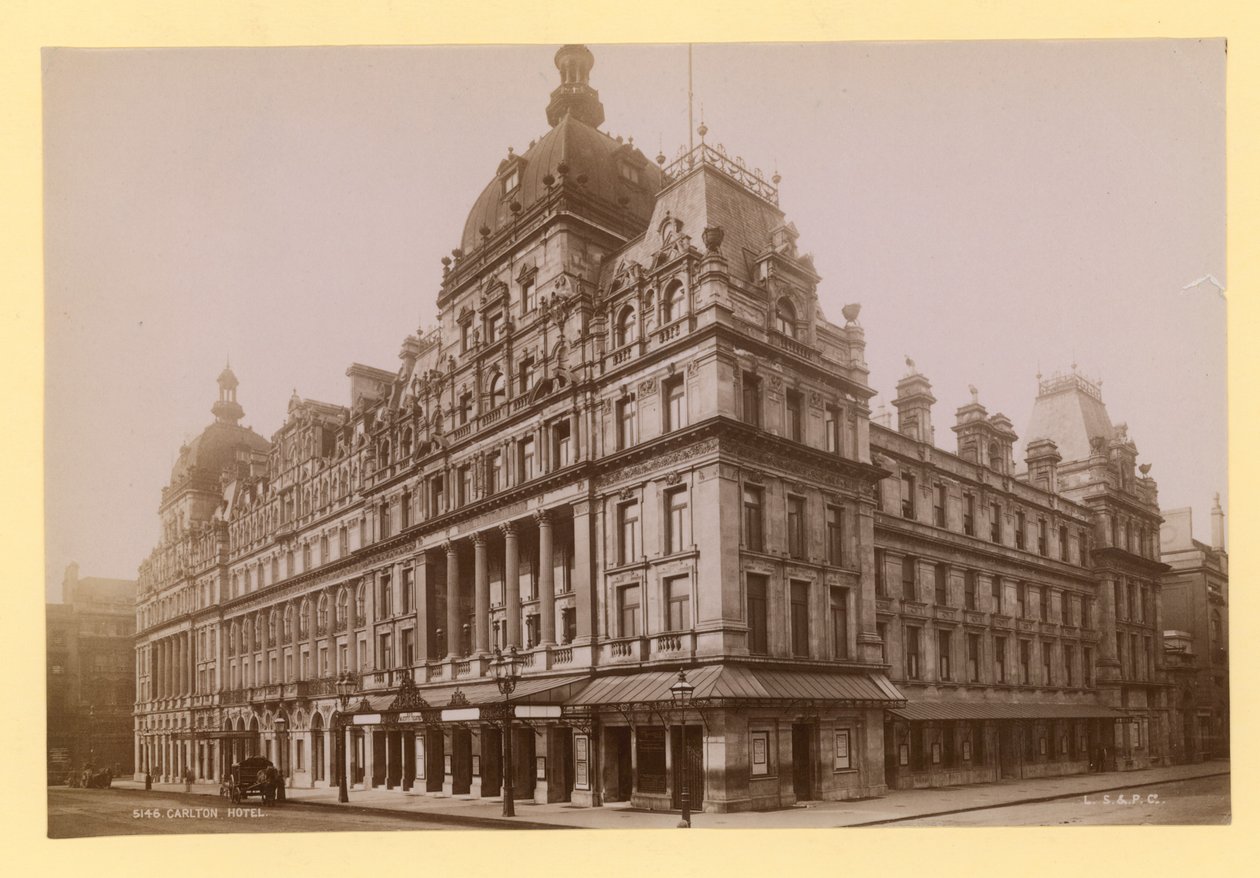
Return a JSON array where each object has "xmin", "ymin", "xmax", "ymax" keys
[
  {"xmin": 662, "ymin": 281, "xmax": 686, "ymax": 324},
  {"xmin": 355, "ymin": 584, "xmax": 366, "ymax": 625},
  {"xmin": 489, "ymin": 372, "xmax": 506, "ymax": 409},
  {"xmin": 299, "ymin": 599, "xmax": 311, "ymax": 638},
  {"xmin": 401, "ymin": 428, "xmax": 413, "ymax": 459},
  {"xmin": 775, "ymin": 297, "xmax": 798, "ymax": 338},
  {"xmin": 336, "ymin": 589, "xmax": 349, "ymax": 627},
  {"xmin": 317, "ymin": 594, "xmax": 329, "ymax": 631},
  {"xmin": 282, "ymin": 606, "xmax": 292, "ymax": 640},
  {"xmin": 615, "ymin": 305, "xmax": 637, "ymax": 347},
  {"xmin": 380, "ymin": 439, "xmax": 391, "ymax": 465}
]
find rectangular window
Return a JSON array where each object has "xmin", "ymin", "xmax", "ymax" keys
[
  {"xmin": 1042, "ymin": 642, "xmax": 1053, "ymax": 686},
  {"xmin": 1019, "ymin": 640, "xmax": 1031, "ymax": 685},
  {"xmin": 458, "ymin": 465, "xmax": 473, "ymax": 506},
  {"xmin": 1040, "ymin": 585, "xmax": 1050, "ymax": 622},
  {"xmin": 937, "ymin": 629, "xmax": 952, "ymax": 681},
  {"xmin": 1115, "ymin": 580, "xmax": 1125, "ymax": 621},
  {"xmin": 790, "ymin": 581, "xmax": 810, "ymax": 658},
  {"xmin": 906, "ymin": 626, "xmax": 921, "ymax": 679},
  {"xmin": 1083, "ymin": 646, "xmax": 1093, "ymax": 686},
  {"xmin": 552, "ymin": 419, "xmax": 572, "ymax": 468},
  {"xmin": 825, "ymin": 405, "xmax": 843, "ymax": 455},
  {"xmin": 1059, "ymin": 525, "xmax": 1069, "ymax": 561},
  {"xmin": 967, "ymin": 633, "xmax": 981, "ymax": 682},
  {"xmin": 963, "ymin": 493, "xmax": 976, "ymax": 536},
  {"xmin": 990, "ymin": 503, "xmax": 1002, "ymax": 542},
  {"xmin": 786, "ymin": 390, "xmax": 804, "ymax": 443},
  {"xmin": 900, "ymin": 472, "xmax": 916, "ymax": 519},
  {"xmin": 618, "ymin": 584, "xmax": 641, "ymax": 637},
  {"xmin": 901, "ymin": 556, "xmax": 917, "ymax": 601},
  {"xmin": 378, "ymin": 632, "xmax": 393, "ymax": 669},
  {"xmin": 742, "ymin": 372, "xmax": 762, "ymax": 428},
  {"xmin": 934, "ymin": 485, "xmax": 947, "ymax": 527},
  {"xmin": 874, "ymin": 549, "xmax": 887, "ymax": 597},
  {"xmin": 991, "ymin": 575, "xmax": 1002, "ymax": 614},
  {"xmin": 663, "ymin": 375, "xmax": 686, "ymax": 432},
  {"xmin": 995, "ymin": 636, "xmax": 1007, "ymax": 683},
  {"xmin": 934, "ymin": 563, "xmax": 948, "ymax": 605},
  {"xmin": 520, "ymin": 278, "xmax": 535, "ymax": 314},
  {"xmin": 458, "ymin": 391, "xmax": 472, "ymax": 425},
  {"xmin": 665, "ymin": 576, "xmax": 691, "ymax": 632},
  {"xmin": 617, "ymin": 396, "xmax": 638, "ymax": 449},
  {"xmin": 825, "ymin": 506, "xmax": 844, "ymax": 566},
  {"xmin": 1038, "ymin": 520, "xmax": 1048, "ymax": 556},
  {"xmin": 665, "ymin": 487, "xmax": 690, "ymax": 555},
  {"xmin": 486, "ymin": 451, "xmax": 502, "ymax": 495},
  {"xmin": 787, "ymin": 496, "xmax": 806, "ymax": 559},
  {"xmin": 460, "ymin": 320, "xmax": 472, "ymax": 354},
  {"xmin": 964, "ymin": 570, "xmax": 977, "ymax": 610},
  {"xmin": 1079, "ymin": 529, "xmax": 1090, "ymax": 566},
  {"xmin": 617, "ymin": 501, "xmax": 639, "ymax": 565},
  {"xmin": 743, "ymin": 485, "xmax": 764, "ymax": 552},
  {"xmin": 519, "ymin": 436, "xmax": 536, "ymax": 483},
  {"xmin": 1083, "ymin": 595, "xmax": 1093, "ymax": 629},
  {"xmin": 1017, "ymin": 581, "xmax": 1027, "ymax": 618},
  {"xmin": 1064, "ymin": 644, "xmax": 1075, "ymax": 687},
  {"xmin": 1015, "ymin": 511, "xmax": 1027, "ymax": 549},
  {"xmin": 830, "ymin": 587, "xmax": 849, "ymax": 660},
  {"xmin": 747, "ymin": 574, "xmax": 769, "ymax": 655},
  {"xmin": 485, "ymin": 311, "xmax": 503, "ymax": 344},
  {"xmin": 379, "ymin": 573, "xmax": 393, "ymax": 618}
]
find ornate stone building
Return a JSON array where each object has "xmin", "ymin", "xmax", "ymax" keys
[
  {"xmin": 871, "ymin": 367, "xmax": 1171, "ymax": 788},
  {"xmin": 1160, "ymin": 499, "xmax": 1228, "ymax": 762},
  {"xmin": 48, "ymin": 564, "xmax": 135, "ymax": 782},
  {"xmin": 133, "ymin": 44, "xmax": 1177, "ymax": 812}
]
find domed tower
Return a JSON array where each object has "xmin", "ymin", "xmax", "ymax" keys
[
  {"xmin": 212, "ymin": 361, "xmax": 244, "ymax": 425},
  {"xmin": 546, "ymin": 44, "xmax": 605, "ymax": 129}
]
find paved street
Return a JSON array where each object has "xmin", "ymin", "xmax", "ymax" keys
[
  {"xmin": 890, "ymin": 774, "xmax": 1230, "ymax": 826},
  {"xmin": 48, "ymin": 787, "xmax": 475, "ymax": 837}
]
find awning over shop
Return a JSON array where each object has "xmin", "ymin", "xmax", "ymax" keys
[
  {"xmin": 887, "ymin": 701, "xmax": 1130, "ymax": 722},
  {"xmin": 349, "ymin": 674, "xmax": 591, "ymax": 718},
  {"xmin": 566, "ymin": 665, "xmax": 906, "ymax": 709}
]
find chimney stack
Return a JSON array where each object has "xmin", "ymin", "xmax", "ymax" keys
[
  {"xmin": 893, "ymin": 363, "xmax": 936, "ymax": 445},
  {"xmin": 1211, "ymin": 492, "xmax": 1226, "ymax": 551}
]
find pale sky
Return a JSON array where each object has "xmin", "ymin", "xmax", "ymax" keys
[{"xmin": 43, "ymin": 41, "xmax": 1226, "ymax": 600}]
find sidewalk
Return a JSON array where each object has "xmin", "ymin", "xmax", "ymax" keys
[{"xmin": 114, "ymin": 759, "xmax": 1228, "ymax": 829}]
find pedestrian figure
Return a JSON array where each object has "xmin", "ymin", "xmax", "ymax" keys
[
  {"xmin": 183, "ymin": 767, "xmax": 193, "ymax": 792},
  {"xmin": 144, "ymin": 769, "xmax": 152, "ymax": 791}
]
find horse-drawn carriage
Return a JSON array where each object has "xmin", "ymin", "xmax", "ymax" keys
[{"xmin": 221, "ymin": 756, "xmax": 281, "ymax": 804}]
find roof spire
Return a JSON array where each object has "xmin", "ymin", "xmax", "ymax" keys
[{"xmin": 546, "ymin": 45, "xmax": 605, "ymax": 129}]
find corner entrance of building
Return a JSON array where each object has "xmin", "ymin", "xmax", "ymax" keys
[
  {"xmin": 791, "ymin": 723, "xmax": 815, "ymax": 801},
  {"xmin": 670, "ymin": 725, "xmax": 704, "ymax": 811}
]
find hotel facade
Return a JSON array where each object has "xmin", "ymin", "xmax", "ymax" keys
[{"xmin": 133, "ymin": 45, "xmax": 1180, "ymax": 812}]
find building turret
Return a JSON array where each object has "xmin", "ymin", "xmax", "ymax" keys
[
  {"xmin": 211, "ymin": 362, "xmax": 244, "ymax": 425},
  {"xmin": 545, "ymin": 44, "xmax": 605, "ymax": 129},
  {"xmin": 1024, "ymin": 437, "xmax": 1062, "ymax": 492}
]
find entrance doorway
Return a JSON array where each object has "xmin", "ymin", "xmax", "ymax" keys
[
  {"xmin": 481, "ymin": 725, "xmax": 502, "ymax": 796},
  {"xmin": 791, "ymin": 723, "xmax": 815, "ymax": 800},
  {"xmin": 554, "ymin": 726, "xmax": 574, "ymax": 803},
  {"xmin": 605, "ymin": 726, "xmax": 632, "ymax": 802},
  {"xmin": 670, "ymin": 725, "xmax": 704, "ymax": 810},
  {"xmin": 998, "ymin": 724, "xmax": 1020, "ymax": 779},
  {"xmin": 424, "ymin": 729, "xmax": 444, "ymax": 792},
  {"xmin": 452, "ymin": 728, "xmax": 473, "ymax": 795}
]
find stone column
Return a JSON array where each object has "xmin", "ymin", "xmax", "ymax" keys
[
  {"xmin": 474, "ymin": 534, "xmax": 490, "ymax": 655},
  {"xmin": 414, "ymin": 554, "xmax": 430, "ymax": 662},
  {"xmin": 446, "ymin": 542, "xmax": 461, "ymax": 658},
  {"xmin": 502, "ymin": 523, "xmax": 521, "ymax": 648},
  {"xmin": 571, "ymin": 500, "xmax": 593, "ymax": 642},
  {"xmin": 537, "ymin": 510, "xmax": 556, "ymax": 646}
]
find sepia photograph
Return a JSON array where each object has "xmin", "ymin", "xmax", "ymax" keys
[{"xmin": 41, "ymin": 39, "xmax": 1228, "ymax": 837}]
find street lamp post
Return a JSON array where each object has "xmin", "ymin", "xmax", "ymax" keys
[
  {"xmin": 491, "ymin": 646, "xmax": 522, "ymax": 818},
  {"xmin": 335, "ymin": 670, "xmax": 356, "ymax": 804},
  {"xmin": 273, "ymin": 714, "xmax": 287, "ymax": 802},
  {"xmin": 669, "ymin": 668, "xmax": 695, "ymax": 829}
]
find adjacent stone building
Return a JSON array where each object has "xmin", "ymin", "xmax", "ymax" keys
[
  {"xmin": 1160, "ymin": 499, "xmax": 1228, "ymax": 761},
  {"xmin": 132, "ymin": 44, "xmax": 1189, "ymax": 811},
  {"xmin": 47, "ymin": 564, "xmax": 136, "ymax": 783}
]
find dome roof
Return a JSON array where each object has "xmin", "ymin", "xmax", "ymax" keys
[
  {"xmin": 459, "ymin": 46, "xmax": 662, "ymax": 255},
  {"xmin": 168, "ymin": 420, "xmax": 270, "ymax": 489},
  {"xmin": 460, "ymin": 116, "xmax": 661, "ymax": 254}
]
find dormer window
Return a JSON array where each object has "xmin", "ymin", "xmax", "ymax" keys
[
  {"xmin": 775, "ymin": 297, "xmax": 798, "ymax": 338},
  {"xmin": 619, "ymin": 162, "xmax": 641, "ymax": 186},
  {"xmin": 662, "ymin": 280, "xmax": 685, "ymax": 324},
  {"xmin": 615, "ymin": 305, "xmax": 637, "ymax": 347},
  {"xmin": 503, "ymin": 167, "xmax": 520, "ymax": 194}
]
